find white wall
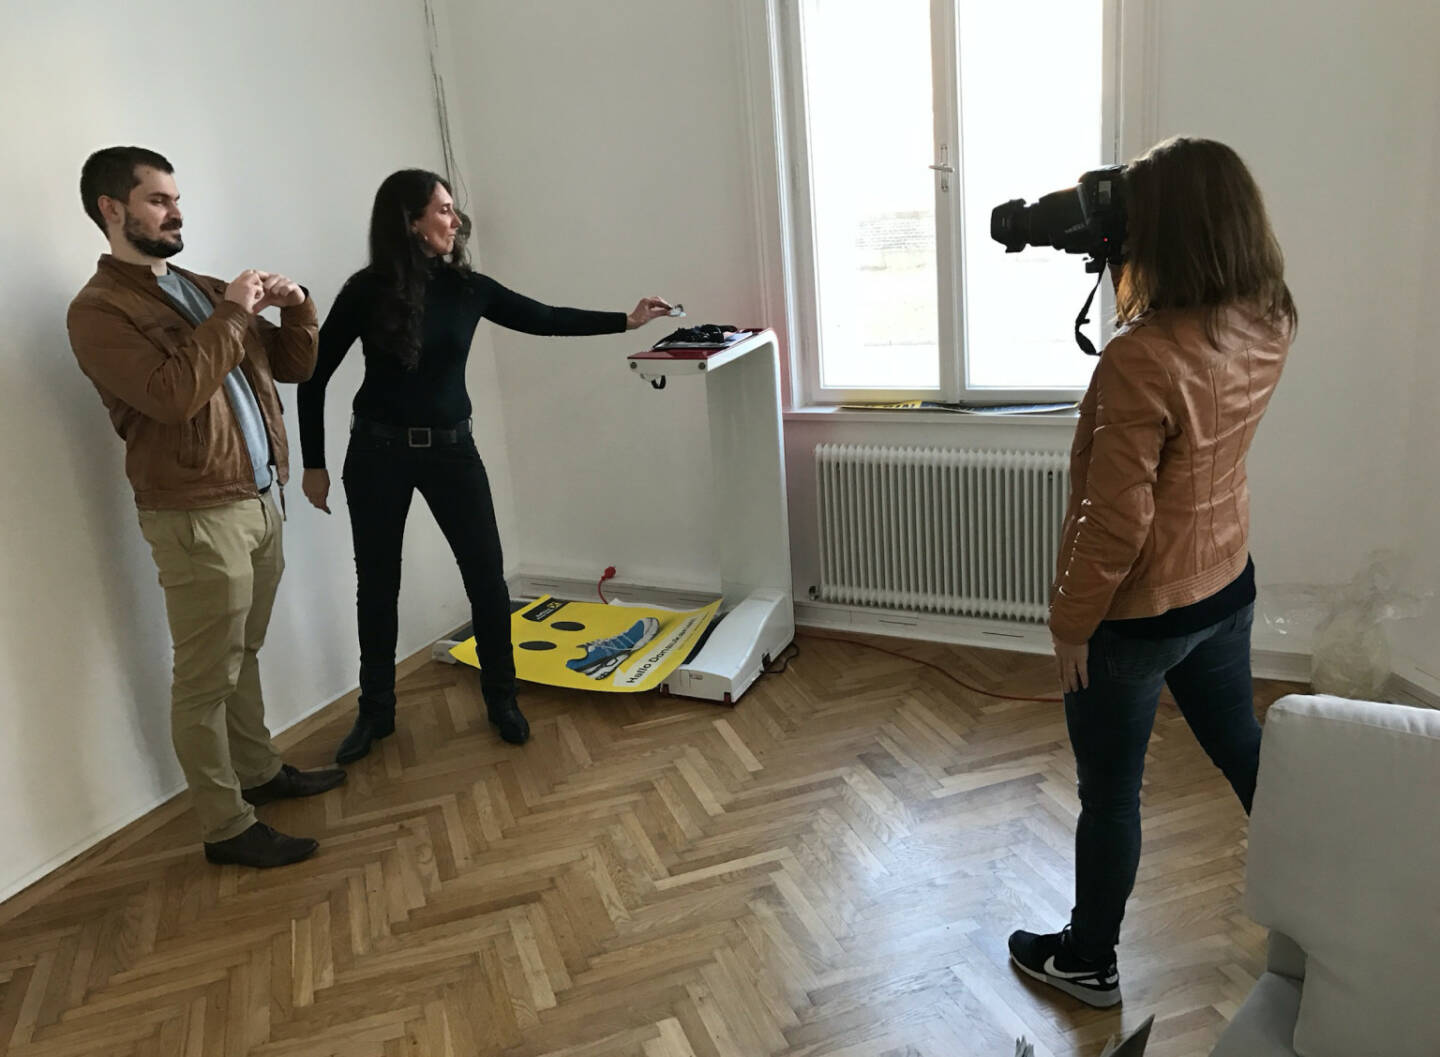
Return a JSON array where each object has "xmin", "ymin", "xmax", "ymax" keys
[
  {"xmin": 1151, "ymin": 0, "xmax": 1440, "ymax": 628},
  {"xmin": 442, "ymin": 0, "xmax": 765, "ymax": 594},
  {"xmin": 441, "ymin": 0, "xmax": 1440, "ymax": 674},
  {"xmin": 1397, "ymin": 72, "xmax": 1440, "ymax": 678},
  {"xmin": 0, "ymin": 0, "xmax": 497, "ymax": 900}
]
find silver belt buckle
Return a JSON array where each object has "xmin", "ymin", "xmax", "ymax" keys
[{"xmin": 408, "ymin": 427, "xmax": 432, "ymax": 448}]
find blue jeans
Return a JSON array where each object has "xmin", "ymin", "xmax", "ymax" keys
[{"xmin": 1065, "ymin": 604, "xmax": 1260, "ymax": 960}]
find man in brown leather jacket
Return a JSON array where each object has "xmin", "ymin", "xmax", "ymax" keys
[{"xmin": 67, "ymin": 146, "xmax": 345, "ymax": 869}]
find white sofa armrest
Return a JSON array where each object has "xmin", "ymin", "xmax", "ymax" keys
[
  {"xmin": 1243, "ymin": 694, "xmax": 1440, "ymax": 1057},
  {"xmin": 1265, "ymin": 931, "xmax": 1306, "ymax": 981}
]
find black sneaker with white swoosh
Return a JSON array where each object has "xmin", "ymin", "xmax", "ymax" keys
[{"xmin": 1008, "ymin": 925, "xmax": 1121, "ymax": 1008}]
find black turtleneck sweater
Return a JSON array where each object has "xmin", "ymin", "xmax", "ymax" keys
[{"xmin": 298, "ymin": 266, "xmax": 627, "ymax": 468}]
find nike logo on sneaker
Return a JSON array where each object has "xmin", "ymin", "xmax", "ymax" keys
[{"xmin": 1043, "ymin": 955, "xmax": 1117, "ymax": 985}]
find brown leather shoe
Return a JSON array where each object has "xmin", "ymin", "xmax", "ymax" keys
[
  {"xmin": 203, "ymin": 822, "xmax": 319, "ymax": 868},
  {"xmin": 242, "ymin": 764, "xmax": 347, "ymax": 806}
]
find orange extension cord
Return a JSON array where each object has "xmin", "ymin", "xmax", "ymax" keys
[{"xmin": 795, "ymin": 631, "xmax": 1064, "ymax": 705}]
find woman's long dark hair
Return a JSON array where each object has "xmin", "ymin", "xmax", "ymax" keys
[
  {"xmin": 1117, "ymin": 137, "xmax": 1298, "ymax": 345},
  {"xmin": 368, "ymin": 169, "xmax": 472, "ymax": 369}
]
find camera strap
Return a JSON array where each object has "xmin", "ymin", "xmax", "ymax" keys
[{"xmin": 1074, "ymin": 263, "xmax": 1108, "ymax": 356}]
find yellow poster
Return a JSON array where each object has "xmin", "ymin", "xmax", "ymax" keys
[{"xmin": 450, "ymin": 595, "xmax": 721, "ymax": 694}]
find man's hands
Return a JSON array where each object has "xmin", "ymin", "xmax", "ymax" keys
[
  {"xmin": 225, "ymin": 269, "xmax": 266, "ymax": 313},
  {"xmin": 224, "ymin": 269, "xmax": 305, "ymax": 315},
  {"xmin": 257, "ymin": 273, "xmax": 305, "ymax": 311}
]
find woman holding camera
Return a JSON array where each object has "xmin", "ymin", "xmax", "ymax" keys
[
  {"xmin": 1008, "ymin": 137, "xmax": 1296, "ymax": 1007},
  {"xmin": 297, "ymin": 169, "xmax": 671, "ymax": 763}
]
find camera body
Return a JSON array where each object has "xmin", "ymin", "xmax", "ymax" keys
[{"xmin": 990, "ymin": 164, "xmax": 1127, "ymax": 273}]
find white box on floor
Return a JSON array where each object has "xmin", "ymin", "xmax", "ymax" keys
[{"xmin": 661, "ymin": 587, "xmax": 794, "ymax": 704}]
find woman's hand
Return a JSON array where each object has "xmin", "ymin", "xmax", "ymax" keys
[
  {"xmin": 302, "ymin": 468, "xmax": 331, "ymax": 514},
  {"xmin": 626, "ymin": 296, "xmax": 674, "ymax": 330},
  {"xmin": 1053, "ymin": 635, "xmax": 1090, "ymax": 695}
]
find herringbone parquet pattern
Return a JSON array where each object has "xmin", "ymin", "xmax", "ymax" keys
[{"xmin": 0, "ymin": 634, "xmax": 1301, "ymax": 1057}]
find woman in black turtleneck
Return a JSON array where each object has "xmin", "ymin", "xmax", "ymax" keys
[{"xmin": 297, "ymin": 169, "xmax": 670, "ymax": 763}]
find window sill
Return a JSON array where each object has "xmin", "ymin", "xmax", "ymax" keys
[{"xmin": 783, "ymin": 405, "xmax": 1080, "ymax": 426}]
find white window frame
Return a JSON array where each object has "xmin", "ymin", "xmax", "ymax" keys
[{"xmin": 772, "ymin": 0, "xmax": 1156, "ymax": 408}]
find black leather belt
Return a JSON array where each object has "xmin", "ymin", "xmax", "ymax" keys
[{"xmin": 350, "ymin": 416, "xmax": 473, "ymax": 448}]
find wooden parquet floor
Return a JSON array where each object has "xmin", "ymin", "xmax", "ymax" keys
[{"xmin": 0, "ymin": 633, "xmax": 1303, "ymax": 1057}]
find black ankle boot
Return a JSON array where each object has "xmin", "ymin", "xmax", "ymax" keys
[
  {"xmin": 486, "ymin": 696, "xmax": 530, "ymax": 745},
  {"xmin": 335, "ymin": 710, "xmax": 395, "ymax": 764},
  {"xmin": 337, "ymin": 661, "xmax": 398, "ymax": 764},
  {"xmin": 481, "ymin": 674, "xmax": 529, "ymax": 746}
]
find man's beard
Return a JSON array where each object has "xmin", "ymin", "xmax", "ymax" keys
[{"xmin": 123, "ymin": 213, "xmax": 183, "ymax": 258}]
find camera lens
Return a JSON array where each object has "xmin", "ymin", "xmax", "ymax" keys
[
  {"xmin": 990, "ymin": 188, "xmax": 1091, "ymax": 254},
  {"xmin": 1030, "ymin": 188, "xmax": 1088, "ymax": 250},
  {"xmin": 990, "ymin": 199, "xmax": 1029, "ymax": 253}
]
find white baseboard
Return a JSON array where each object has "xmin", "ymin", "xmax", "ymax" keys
[
  {"xmin": 0, "ymin": 632, "xmax": 448, "ymax": 912},
  {"xmin": 511, "ymin": 577, "xmax": 1426, "ymax": 701},
  {"xmin": 794, "ymin": 599, "xmax": 1313, "ymax": 683},
  {"xmin": 796, "ymin": 599, "xmax": 1051, "ymax": 652},
  {"xmin": 0, "ymin": 790, "xmax": 184, "ymax": 909},
  {"xmin": 0, "ymin": 693, "xmax": 349, "ymax": 908},
  {"xmin": 1390, "ymin": 656, "xmax": 1440, "ymax": 709},
  {"xmin": 1250, "ymin": 649, "xmax": 1314, "ymax": 684},
  {"xmin": 502, "ymin": 585, "xmax": 1318, "ymax": 685}
]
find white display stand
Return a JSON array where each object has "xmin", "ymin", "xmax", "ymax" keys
[
  {"xmin": 431, "ymin": 330, "xmax": 795, "ymax": 706},
  {"xmin": 626, "ymin": 329, "xmax": 795, "ymax": 704}
]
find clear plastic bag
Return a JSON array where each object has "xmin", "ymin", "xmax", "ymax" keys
[{"xmin": 1261, "ymin": 549, "xmax": 1431, "ymax": 700}]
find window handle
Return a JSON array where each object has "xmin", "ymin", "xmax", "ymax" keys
[{"xmin": 930, "ymin": 145, "xmax": 954, "ymax": 190}]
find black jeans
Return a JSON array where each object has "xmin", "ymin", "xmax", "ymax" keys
[
  {"xmin": 341, "ymin": 431, "xmax": 514, "ymax": 717},
  {"xmin": 1065, "ymin": 603, "xmax": 1260, "ymax": 961}
]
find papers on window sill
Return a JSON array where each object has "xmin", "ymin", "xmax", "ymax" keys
[{"xmin": 838, "ymin": 400, "xmax": 1078, "ymax": 415}]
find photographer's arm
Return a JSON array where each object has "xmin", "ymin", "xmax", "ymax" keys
[{"xmin": 1049, "ymin": 336, "xmax": 1171, "ymax": 647}]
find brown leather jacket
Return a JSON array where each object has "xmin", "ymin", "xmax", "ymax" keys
[
  {"xmin": 67, "ymin": 256, "xmax": 318, "ymax": 510},
  {"xmin": 1049, "ymin": 304, "xmax": 1290, "ymax": 644}
]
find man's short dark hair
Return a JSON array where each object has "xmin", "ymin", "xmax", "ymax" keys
[{"xmin": 79, "ymin": 147, "xmax": 174, "ymax": 233}]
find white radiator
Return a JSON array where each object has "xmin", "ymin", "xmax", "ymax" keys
[{"xmin": 815, "ymin": 444, "xmax": 1071, "ymax": 623}]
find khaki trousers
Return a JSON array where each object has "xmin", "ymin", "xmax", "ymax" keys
[{"xmin": 138, "ymin": 493, "xmax": 285, "ymax": 842}]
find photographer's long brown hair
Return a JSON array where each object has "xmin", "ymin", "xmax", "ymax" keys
[{"xmin": 1117, "ymin": 137, "xmax": 1297, "ymax": 345}]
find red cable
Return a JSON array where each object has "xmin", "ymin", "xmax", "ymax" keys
[
  {"xmin": 598, "ymin": 566, "xmax": 616, "ymax": 605},
  {"xmin": 797, "ymin": 631, "xmax": 1063, "ymax": 704}
]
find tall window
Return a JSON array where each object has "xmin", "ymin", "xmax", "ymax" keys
[{"xmin": 780, "ymin": 0, "xmax": 1116, "ymax": 404}]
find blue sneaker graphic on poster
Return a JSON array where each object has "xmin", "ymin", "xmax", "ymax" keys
[
  {"xmin": 608, "ymin": 611, "xmax": 711, "ymax": 690},
  {"xmin": 567, "ymin": 618, "xmax": 662, "ymax": 679},
  {"xmin": 449, "ymin": 596, "xmax": 720, "ymax": 694}
]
